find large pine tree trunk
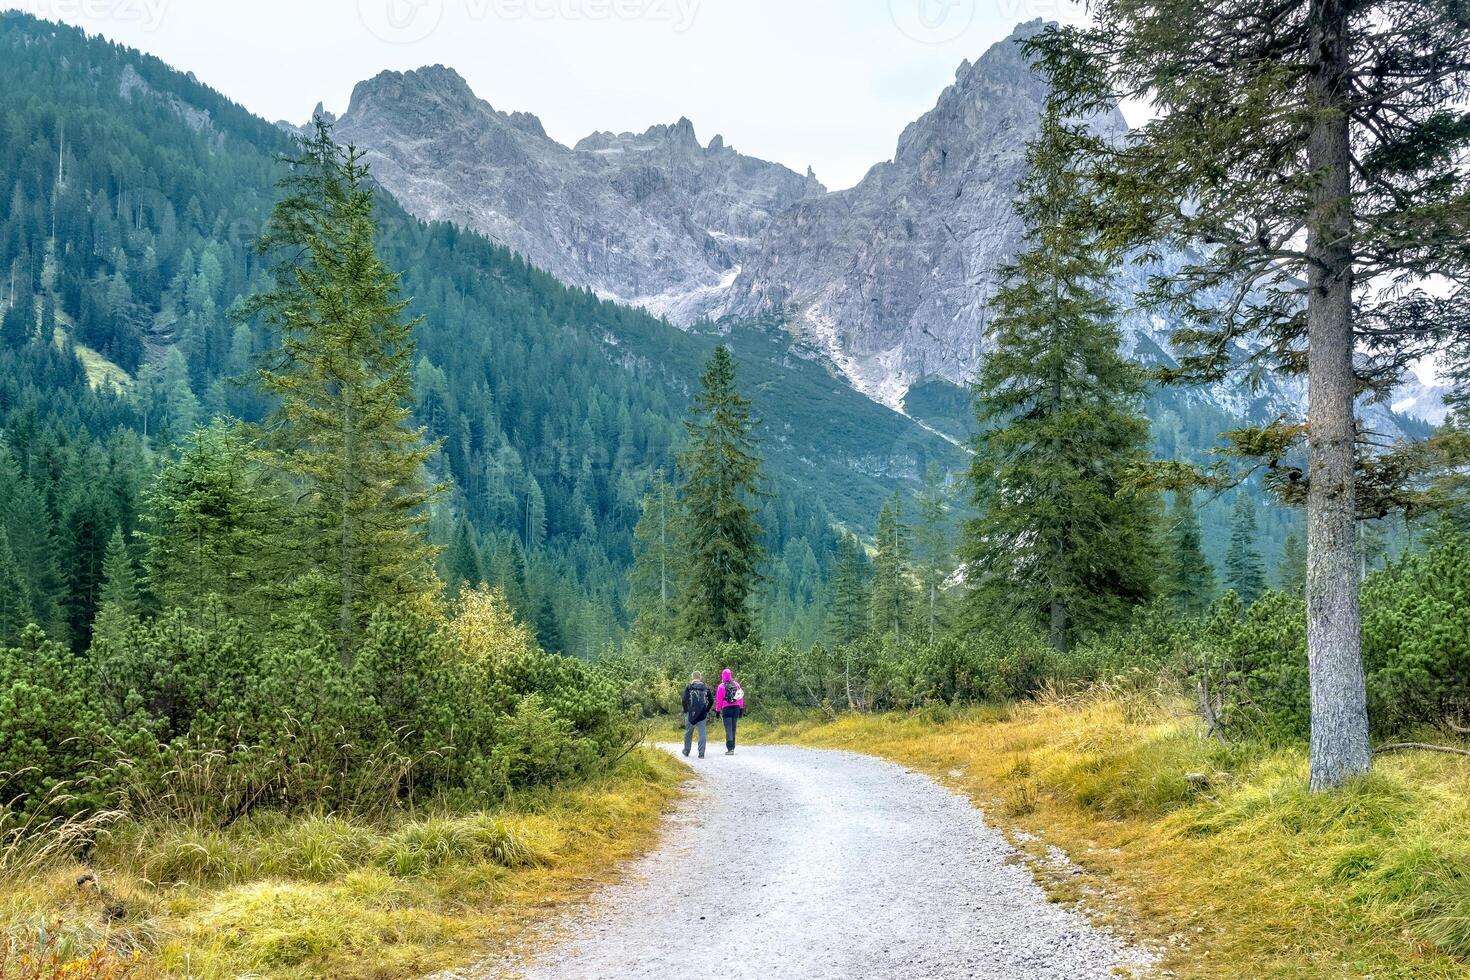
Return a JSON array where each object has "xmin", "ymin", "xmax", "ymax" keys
[
  {"xmin": 1049, "ymin": 599, "xmax": 1068, "ymax": 653},
  {"xmin": 1304, "ymin": 0, "xmax": 1371, "ymax": 791}
]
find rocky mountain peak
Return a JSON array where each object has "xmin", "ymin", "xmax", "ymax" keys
[
  {"xmin": 322, "ymin": 22, "xmax": 1159, "ymax": 413},
  {"xmin": 345, "ymin": 64, "xmax": 492, "ymax": 128},
  {"xmin": 619, "ymin": 115, "xmax": 704, "ymax": 154},
  {"xmin": 671, "ymin": 115, "xmax": 700, "ymax": 145},
  {"xmin": 894, "ymin": 19, "xmax": 1052, "ymax": 167},
  {"xmin": 331, "ymin": 66, "xmax": 823, "ymax": 316},
  {"xmin": 698, "ymin": 19, "xmax": 1141, "ymax": 409},
  {"xmin": 507, "ymin": 110, "xmax": 546, "ymax": 138}
]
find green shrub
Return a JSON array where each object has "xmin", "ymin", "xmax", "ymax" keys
[
  {"xmin": 482, "ymin": 694, "xmax": 599, "ymax": 794},
  {"xmin": 1191, "ymin": 590, "xmax": 1311, "ymax": 740},
  {"xmin": 875, "ymin": 628, "xmax": 1055, "ymax": 707},
  {"xmin": 0, "ymin": 627, "xmax": 115, "ymax": 814},
  {"xmin": 1064, "ymin": 602, "xmax": 1187, "ymax": 683},
  {"xmin": 1362, "ymin": 531, "xmax": 1470, "ymax": 731},
  {"xmin": 3, "ymin": 589, "xmax": 641, "ymax": 829},
  {"xmin": 90, "ymin": 610, "xmax": 256, "ymax": 741},
  {"xmin": 1176, "ymin": 529, "xmax": 1470, "ymax": 742}
]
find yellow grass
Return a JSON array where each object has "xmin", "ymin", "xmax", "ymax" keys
[
  {"xmin": 762, "ymin": 689, "xmax": 1470, "ymax": 979},
  {"xmin": 0, "ymin": 749, "xmax": 686, "ymax": 979},
  {"xmin": 50, "ymin": 308, "xmax": 131, "ymax": 392},
  {"xmin": 69, "ymin": 343, "xmax": 131, "ymax": 392}
]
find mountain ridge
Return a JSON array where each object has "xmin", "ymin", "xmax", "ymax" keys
[
  {"xmin": 321, "ymin": 21, "xmax": 1089, "ymax": 412},
  {"xmin": 316, "ymin": 24, "xmax": 1448, "ymax": 427},
  {"xmin": 328, "ymin": 62, "xmax": 824, "ymax": 320},
  {"xmin": 0, "ymin": 10, "xmax": 969, "ymax": 650}
]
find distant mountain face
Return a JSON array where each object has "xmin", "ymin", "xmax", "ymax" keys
[
  {"xmin": 328, "ymin": 65, "xmax": 823, "ymax": 321},
  {"xmin": 324, "ymin": 21, "xmax": 1107, "ymax": 411},
  {"xmin": 323, "ymin": 20, "xmax": 1445, "ymax": 425},
  {"xmin": 707, "ymin": 19, "xmax": 1125, "ymax": 409},
  {"xmin": 1392, "ymin": 373, "xmax": 1452, "ymax": 426}
]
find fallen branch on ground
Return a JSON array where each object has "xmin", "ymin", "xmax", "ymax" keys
[{"xmin": 1373, "ymin": 742, "xmax": 1470, "ymax": 758}]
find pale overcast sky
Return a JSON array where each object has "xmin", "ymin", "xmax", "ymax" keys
[{"xmin": 3, "ymin": 0, "xmax": 1092, "ymax": 189}]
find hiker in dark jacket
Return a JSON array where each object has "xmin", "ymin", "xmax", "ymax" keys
[{"xmin": 681, "ymin": 672, "xmax": 713, "ymax": 758}]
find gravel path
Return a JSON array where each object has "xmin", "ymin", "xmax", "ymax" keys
[{"xmin": 462, "ymin": 744, "xmax": 1152, "ymax": 979}]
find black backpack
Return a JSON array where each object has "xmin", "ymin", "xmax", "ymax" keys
[{"xmin": 686, "ymin": 684, "xmax": 709, "ymax": 722}]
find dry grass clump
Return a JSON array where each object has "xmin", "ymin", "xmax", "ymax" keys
[
  {"xmin": 0, "ymin": 926, "xmax": 139, "ymax": 979},
  {"xmin": 0, "ymin": 749, "xmax": 686, "ymax": 979},
  {"xmin": 0, "ymin": 786, "xmax": 121, "ymax": 884},
  {"xmin": 0, "ymin": 778, "xmax": 134, "ymax": 977}
]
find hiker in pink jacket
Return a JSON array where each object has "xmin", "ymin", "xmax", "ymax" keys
[{"xmin": 714, "ymin": 668, "xmax": 745, "ymax": 755}]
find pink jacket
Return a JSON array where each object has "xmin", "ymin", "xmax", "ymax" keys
[{"xmin": 715, "ymin": 669, "xmax": 745, "ymax": 713}]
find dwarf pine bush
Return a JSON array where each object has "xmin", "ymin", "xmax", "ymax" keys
[
  {"xmin": 0, "ymin": 586, "xmax": 631, "ymax": 825},
  {"xmin": 1183, "ymin": 530, "xmax": 1470, "ymax": 741},
  {"xmin": 1362, "ymin": 532, "xmax": 1470, "ymax": 732}
]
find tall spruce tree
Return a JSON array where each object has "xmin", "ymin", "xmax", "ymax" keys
[
  {"xmin": 629, "ymin": 472, "xmax": 680, "ymax": 641},
  {"xmin": 92, "ymin": 527, "xmax": 140, "ymax": 644},
  {"xmin": 97, "ymin": 528, "xmax": 139, "ymax": 618},
  {"xmin": 1225, "ymin": 493, "xmax": 1268, "ymax": 605},
  {"xmin": 914, "ymin": 463, "xmax": 954, "ymax": 644},
  {"xmin": 826, "ymin": 533, "xmax": 870, "ymax": 647},
  {"xmin": 1032, "ymin": 3, "xmax": 1470, "ymax": 788},
  {"xmin": 139, "ymin": 421, "xmax": 287, "ymax": 622},
  {"xmin": 488, "ymin": 538, "xmax": 531, "ymax": 621},
  {"xmin": 0, "ymin": 455, "xmax": 62, "ymax": 637},
  {"xmin": 245, "ymin": 120, "xmax": 441, "ymax": 655},
  {"xmin": 160, "ymin": 347, "xmax": 198, "ymax": 442},
  {"xmin": 961, "ymin": 91, "xmax": 1158, "ymax": 651},
  {"xmin": 441, "ymin": 516, "xmax": 483, "ymax": 591},
  {"xmin": 0, "ymin": 528, "xmax": 30, "ymax": 646},
  {"xmin": 1360, "ymin": 521, "xmax": 1390, "ymax": 579},
  {"xmin": 534, "ymin": 589, "xmax": 564, "ymax": 653},
  {"xmin": 1430, "ymin": 407, "xmax": 1470, "ymax": 531},
  {"xmin": 1165, "ymin": 492, "xmax": 1215, "ymax": 617},
  {"xmin": 869, "ymin": 494, "xmax": 913, "ymax": 640},
  {"xmin": 61, "ymin": 492, "xmax": 110, "ymax": 651},
  {"xmin": 1279, "ymin": 527, "xmax": 1308, "ymax": 596},
  {"xmin": 677, "ymin": 346, "xmax": 765, "ymax": 644}
]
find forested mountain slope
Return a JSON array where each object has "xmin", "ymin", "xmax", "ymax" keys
[{"xmin": 0, "ymin": 11, "xmax": 962, "ymax": 653}]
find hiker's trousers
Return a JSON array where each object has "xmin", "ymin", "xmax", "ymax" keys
[
  {"xmin": 683, "ymin": 714, "xmax": 707, "ymax": 756},
  {"xmin": 722, "ymin": 710, "xmax": 739, "ymax": 752}
]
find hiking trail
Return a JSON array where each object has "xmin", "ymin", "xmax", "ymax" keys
[{"xmin": 448, "ymin": 744, "xmax": 1153, "ymax": 979}]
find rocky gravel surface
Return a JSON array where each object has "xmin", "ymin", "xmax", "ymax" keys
[{"xmin": 455, "ymin": 744, "xmax": 1152, "ymax": 979}]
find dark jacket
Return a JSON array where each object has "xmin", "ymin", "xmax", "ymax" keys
[{"xmin": 682, "ymin": 682, "xmax": 712, "ymax": 723}]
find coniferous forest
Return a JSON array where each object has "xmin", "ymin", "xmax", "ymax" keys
[
  {"xmin": 0, "ymin": 13, "xmax": 959, "ymax": 662},
  {"xmin": 4, "ymin": 5, "xmax": 1470, "ymax": 977}
]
